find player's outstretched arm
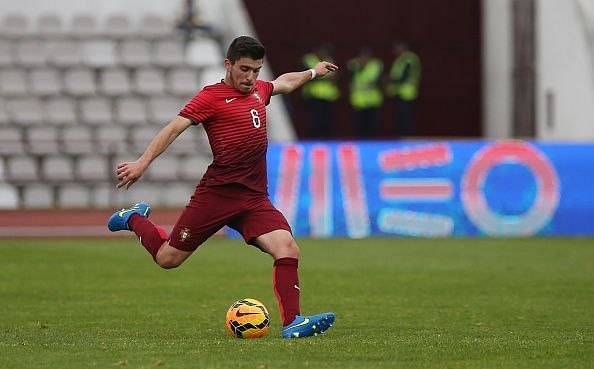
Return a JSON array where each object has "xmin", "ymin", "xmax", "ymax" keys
[
  {"xmin": 116, "ymin": 116, "xmax": 192, "ymax": 189},
  {"xmin": 272, "ymin": 61, "xmax": 338, "ymax": 95}
]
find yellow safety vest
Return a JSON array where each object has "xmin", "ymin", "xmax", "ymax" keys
[
  {"xmin": 302, "ymin": 53, "xmax": 340, "ymax": 101},
  {"xmin": 386, "ymin": 51, "xmax": 421, "ymax": 101},
  {"xmin": 348, "ymin": 58, "xmax": 383, "ymax": 110}
]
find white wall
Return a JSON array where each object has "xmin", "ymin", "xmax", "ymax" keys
[
  {"xmin": 483, "ymin": 0, "xmax": 594, "ymax": 140},
  {"xmin": 537, "ymin": 0, "xmax": 594, "ymax": 140},
  {"xmin": 483, "ymin": 0, "xmax": 513, "ymax": 139}
]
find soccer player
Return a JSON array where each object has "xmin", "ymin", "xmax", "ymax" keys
[{"xmin": 108, "ymin": 36, "xmax": 338, "ymax": 338}]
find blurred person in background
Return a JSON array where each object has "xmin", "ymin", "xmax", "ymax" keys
[
  {"xmin": 301, "ymin": 43, "xmax": 340, "ymax": 139},
  {"xmin": 107, "ymin": 36, "xmax": 338, "ymax": 339},
  {"xmin": 385, "ymin": 40, "xmax": 421, "ymax": 137},
  {"xmin": 347, "ymin": 47, "xmax": 384, "ymax": 138},
  {"xmin": 176, "ymin": 0, "xmax": 216, "ymax": 47}
]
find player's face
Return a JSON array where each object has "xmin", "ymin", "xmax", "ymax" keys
[{"xmin": 225, "ymin": 57, "xmax": 263, "ymax": 94}]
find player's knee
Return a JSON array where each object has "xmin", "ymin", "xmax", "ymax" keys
[
  {"xmin": 155, "ymin": 245, "xmax": 188, "ymax": 269},
  {"xmin": 288, "ymin": 239, "xmax": 300, "ymax": 259},
  {"xmin": 156, "ymin": 255, "xmax": 183, "ymax": 269},
  {"xmin": 278, "ymin": 239, "xmax": 299, "ymax": 259}
]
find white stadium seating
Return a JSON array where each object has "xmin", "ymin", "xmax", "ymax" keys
[{"xmin": 0, "ymin": 11, "xmax": 217, "ymax": 208}]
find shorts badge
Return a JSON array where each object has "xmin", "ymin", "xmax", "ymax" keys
[{"xmin": 179, "ymin": 227, "xmax": 191, "ymax": 242}]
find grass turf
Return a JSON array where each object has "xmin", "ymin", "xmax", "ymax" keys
[{"xmin": 0, "ymin": 237, "xmax": 592, "ymax": 369}]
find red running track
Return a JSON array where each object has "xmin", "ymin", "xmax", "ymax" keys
[{"xmin": 0, "ymin": 209, "xmax": 184, "ymax": 238}]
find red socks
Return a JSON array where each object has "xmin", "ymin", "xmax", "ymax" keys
[
  {"xmin": 273, "ymin": 257, "xmax": 301, "ymax": 326},
  {"xmin": 128, "ymin": 214, "xmax": 168, "ymax": 260}
]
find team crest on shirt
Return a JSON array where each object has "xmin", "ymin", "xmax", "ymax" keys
[
  {"xmin": 179, "ymin": 227, "xmax": 191, "ymax": 242},
  {"xmin": 253, "ymin": 92, "xmax": 262, "ymax": 103}
]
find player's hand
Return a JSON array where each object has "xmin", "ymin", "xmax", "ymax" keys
[
  {"xmin": 116, "ymin": 160, "xmax": 146, "ymax": 189},
  {"xmin": 314, "ymin": 61, "xmax": 339, "ymax": 78}
]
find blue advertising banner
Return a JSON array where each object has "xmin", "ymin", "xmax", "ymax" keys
[{"xmin": 259, "ymin": 140, "xmax": 594, "ymax": 237}]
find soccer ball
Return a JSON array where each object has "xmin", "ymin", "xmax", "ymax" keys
[{"xmin": 225, "ymin": 298, "xmax": 270, "ymax": 338}]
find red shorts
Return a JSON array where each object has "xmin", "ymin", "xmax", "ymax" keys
[{"xmin": 168, "ymin": 184, "xmax": 292, "ymax": 252}]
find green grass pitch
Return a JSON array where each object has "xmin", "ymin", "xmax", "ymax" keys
[{"xmin": 1, "ymin": 237, "xmax": 593, "ymax": 368}]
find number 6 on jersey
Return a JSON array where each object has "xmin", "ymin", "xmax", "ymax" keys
[{"xmin": 250, "ymin": 109, "xmax": 261, "ymax": 128}]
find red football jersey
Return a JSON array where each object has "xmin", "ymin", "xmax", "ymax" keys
[{"xmin": 179, "ymin": 79, "xmax": 274, "ymax": 194}]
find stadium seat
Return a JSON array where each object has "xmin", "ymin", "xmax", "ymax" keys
[
  {"xmin": 118, "ymin": 39, "xmax": 152, "ymax": 67},
  {"xmin": 91, "ymin": 183, "xmax": 115, "ymax": 208},
  {"xmin": 0, "ymin": 69, "xmax": 28, "ymax": 96},
  {"xmin": 36, "ymin": 14, "xmax": 64, "ymax": 37},
  {"xmin": 76, "ymin": 155, "xmax": 109, "ymax": 181},
  {"xmin": 179, "ymin": 155, "xmax": 210, "ymax": 181},
  {"xmin": 0, "ymin": 127, "xmax": 25, "ymax": 154},
  {"xmin": 1, "ymin": 14, "xmax": 29, "ymax": 38},
  {"xmin": 22, "ymin": 184, "xmax": 54, "ymax": 209},
  {"xmin": 152, "ymin": 39, "xmax": 185, "ymax": 67},
  {"xmin": 0, "ymin": 40, "xmax": 13, "ymax": 67},
  {"xmin": 1, "ymin": 157, "xmax": 9, "ymax": 181},
  {"xmin": 95, "ymin": 125, "xmax": 128, "ymax": 154},
  {"xmin": 147, "ymin": 154, "xmax": 179, "ymax": 181},
  {"xmin": 44, "ymin": 97, "xmax": 78, "ymax": 126},
  {"xmin": 130, "ymin": 126, "xmax": 160, "ymax": 153},
  {"xmin": 79, "ymin": 97, "xmax": 113, "ymax": 125},
  {"xmin": 57, "ymin": 184, "xmax": 91, "ymax": 208},
  {"xmin": 6, "ymin": 98, "xmax": 44, "ymax": 126},
  {"xmin": 81, "ymin": 40, "xmax": 117, "ymax": 68},
  {"xmin": 132, "ymin": 68, "xmax": 166, "ymax": 96},
  {"xmin": 103, "ymin": 13, "xmax": 134, "ymax": 39},
  {"xmin": 15, "ymin": 40, "xmax": 47, "ymax": 67},
  {"xmin": 0, "ymin": 183, "xmax": 19, "ymax": 209},
  {"xmin": 113, "ymin": 154, "xmax": 138, "ymax": 166},
  {"xmin": 5, "ymin": 155, "xmax": 39, "ymax": 182},
  {"xmin": 186, "ymin": 39, "xmax": 222, "ymax": 68},
  {"xmin": 120, "ymin": 182, "xmax": 162, "ymax": 207},
  {"xmin": 114, "ymin": 97, "xmax": 147, "ymax": 126},
  {"xmin": 70, "ymin": 14, "xmax": 98, "ymax": 37},
  {"xmin": 160, "ymin": 183, "xmax": 193, "ymax": 207},
  {"xmin": 99, "ymin": 68, "xmax": 131, "ymax": 97},
  {"xmin": 47, "ymin": 40, "xmax": 82, "ymax": 67},
  {"xmin": 138, "ymin": 14, "xmax": 171, "ymax": 39},
  {"xmin": 63, "ymin": 68, "xmax": 96, "ymax": 96},
  {"xmin": 168, "ymin": 129, "xmax": 198, "ymax": 154},
  {"xmin": 41, "ymin": 155, "xmax": 75, "ymax": 182},
  {"xmin": 167, "ymin": 68, "xmax": 200, "ymax": 96},
  {"xmin": 146, "ymin": 96, "xmax": 184, "ymax": 124},
  {"xmin": 194, "ymin": 125, "xmax": 212, "ymax": 155},
  {"xmin": 29, "ymin": 68, "xmax": 63, "ymax": 96},
  {"xmin": 0, "ymin": 159, "xmax": 7, "ymax": 181},
  {"xmin": 198, "ymin": 66, "xmax": 226, "ymax": 86},
  {"xmin": 26, "ymin": 126, "xmax": 61, "ymax": 155},
  {"xmin": 0, "ymin": 99, "xmax": 9, "ymax": 125},
  {"xmin": 61, "ymin": 126, "xmax": 94, "ymax": 154}
]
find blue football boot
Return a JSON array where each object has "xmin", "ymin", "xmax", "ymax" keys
[
  {"xmin": 107, "ymin": 202, "xmax": 151, "ymax": 232},
  {"xmin": 282, "ymin": 312, "xmax": 335, "ymax": 338}
]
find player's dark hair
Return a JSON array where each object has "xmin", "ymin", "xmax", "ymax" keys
[{"xmin": 226, "ymin": 36, "xmax": 266, "ymax": 63}]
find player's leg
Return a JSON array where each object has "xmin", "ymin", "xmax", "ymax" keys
[
  {"xmin": 108, "ymin": 202, "xmax": 190, "ymax": 267},
  {"xmin": 108, "ymin": 202, "xmax": 213, "ymax": 269},
  {"xmin": 253, "ymin": 230, "xmax": 335, "ymax": 338},
  {"xmin": 107, "ymin": 186, "xmax": 231, "ymax": 269},
  {"xmin": 252, "ymin": 229, "xmax": 301, "ymax": 324},
  {"xmin": 153, "ymin": 242, "xmax": 192, "ymax": 269},
  {"xmin": 107, "ymin": 202, "xmax": 169, "ymax": 260},
  {"xmin": 233, "ymin": 208, "xmax": 300, "ymax": 326},
  {"xmin": 236, "ymin": 197, "xmax": 335, "ymax": 338}
]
